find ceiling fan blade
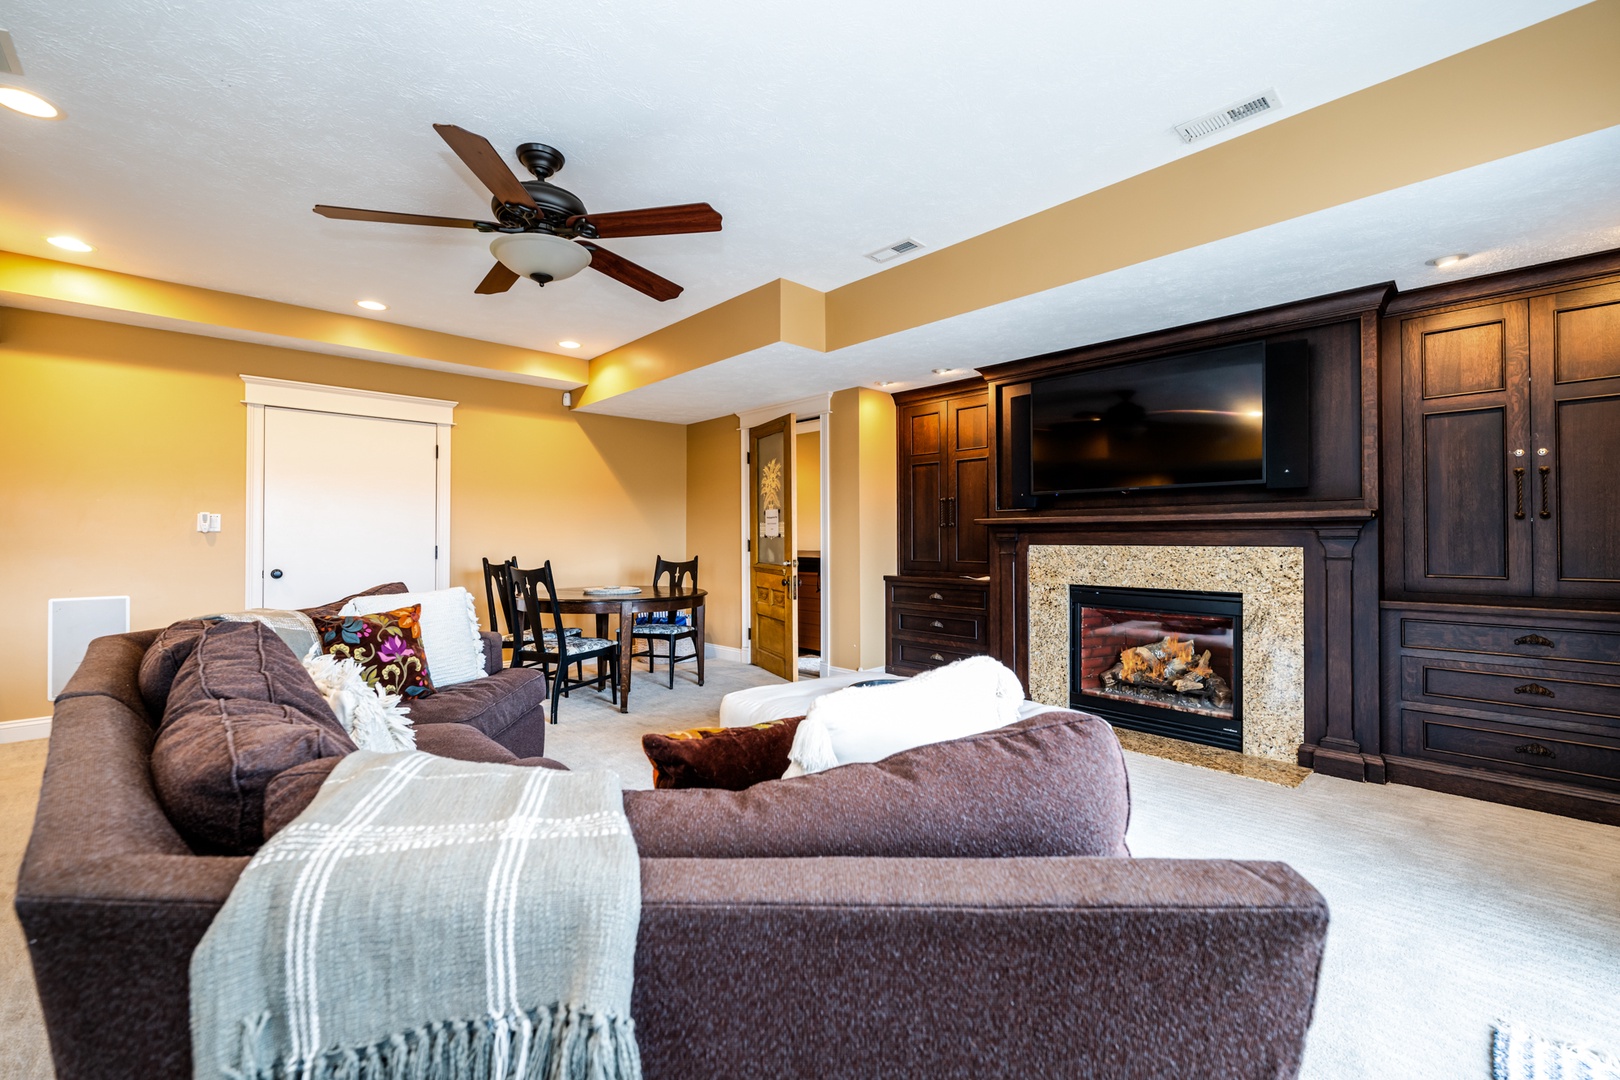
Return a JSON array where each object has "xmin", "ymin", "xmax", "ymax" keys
[
  {"xmin": 432, "ymin": 124, "xmax": 537, "ymax": 208},
  {"xmin": 568, "ymin": 202, "xmax": 722, "ymax": 238},
  {"xmin": 580, "ymin": 242, "xmax": 683, "ymax": 301},
  {"xmin": 314, "ymin": 204, "xmax": 492, "ymax": 229},
  {"xmin": 475, "ymin": 261, "xmax": 520, "ymax": 294}
]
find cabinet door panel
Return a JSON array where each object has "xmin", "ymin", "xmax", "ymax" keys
[
  {"xmin": 1400, "ymin": 303, "xmax": 1532, "ymax": 596},
  {"xmin": 906, "ymin": 461, "xmax": 943, "ymax": 569},
  {"xmin": 898, "ymin": 401, "xmax": 947, "ymax": 575},
  {"xmin": 1532, "ymin": 285, "xmax": 1620, "ymax": 599},
  {"xmin": 952, "ymin": 456, "xmax": 990, "ymax": 570}
]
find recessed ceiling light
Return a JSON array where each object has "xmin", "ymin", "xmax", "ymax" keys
[
  {"xmin": 874, "ymin": 381, "xmax": 896, "ymax": 388},
  {"xmin": 45, "ymin": 235, "xmax": 93, "ymax": 253},
  {"xmin": 356, "ymin": 299, "xmax": 388, "ymax": 311},
  {"xmin": 557, "ymin": 340, "xmax": 581, "ymax": 350},
  {"xmin": 1427, "ymin": 253, "xmax": 1468, "ymax": 269},
  {"xmin": 0, "ymin": 86, "xmax": 60, "ymax": 118},
  {"xmin": 931, "ymin": 368, "xmax": 960, "ymax": 376}
]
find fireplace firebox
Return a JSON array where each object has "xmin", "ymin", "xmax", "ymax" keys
[{"xmin": 1070, "ymin": 586, "xmax": 1242, "ymax": 751}]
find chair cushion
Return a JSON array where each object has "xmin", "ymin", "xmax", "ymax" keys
[
  {"xmin": 540, "ymin": 628, "xmax": 585, "ymax": 643},
  {"xmin": 558, "ymin": 636, "xmax": 616, "ymax": 656},
  {"xmin": 624, "ymin": 710, "xmax": 1131, "ymax": 860},
  {"xmin": 404, "ymin": 666, "xmax": 549, "ymax": 743},
  {"xmin": 633, "ymin": 623, "xmax": 692, "ymax": 636},
  {"xmin": 643, "ymin": 718, "xmax": 804, "ymax": 790}
]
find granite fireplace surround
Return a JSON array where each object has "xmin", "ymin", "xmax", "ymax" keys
[{"xmin": 1027, "ymin": 544, "xmax": 1305, "ymax": 762}]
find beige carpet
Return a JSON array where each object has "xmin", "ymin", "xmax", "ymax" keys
[{"xmin": 3, "ymin": 659, "xmax": 1618, "ymax": 1079}]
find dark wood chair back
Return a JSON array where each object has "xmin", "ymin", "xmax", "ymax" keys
[
  {"xmin": 507, "ymin": 560, "xmax": 567, "ymax": 662},
  {"xmin": 481, "ymin": 555, "xmax": 520, "ymax": 643},
  {"xmin": 653, "ymin": 555, "xmax": 698, "ymax": 592}
]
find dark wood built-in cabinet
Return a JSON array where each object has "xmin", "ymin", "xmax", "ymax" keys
[
  {"xmin": 1381, "ymin": 251, "xmax": 1620, "ymax": 823},
  {"xmin": 879, "ymin": 246, "xmax": 1620, "ymax": 823},
  {"xmin": 897, "ymin": 383, "xmax": 993, "ymax": 577}
]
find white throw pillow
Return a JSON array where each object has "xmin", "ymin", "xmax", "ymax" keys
[
  {"xmin": 783, "ymin": 655, "xmax": 1025, "ymax": 777},
  {"xmin": 341, "ymin": 587, "xmax": 487, "ymax": 688},
  {"xmin": 301, "ymin": 648, "xmax": 416, "ymax": 752}
]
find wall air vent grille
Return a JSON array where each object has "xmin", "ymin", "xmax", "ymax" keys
[
  {"xmin": 867, "ymin": 238, "xmax": 924, "ymax": 263},
  {"xmin": 1174, "ymin": 89, "xmax": 1280, "ymax": 143}
]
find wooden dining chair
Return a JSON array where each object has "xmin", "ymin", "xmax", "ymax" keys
[
  {"xmin": 481, "ymin": 555, "xmax": 521, "ymax": 657},
  {"xmin": 508, "ymin": 561, "xmax": 619, "ymax": 722},
  {"xmin": 630, "ymin": 556, "xmax": 703, "ymax": 688}
]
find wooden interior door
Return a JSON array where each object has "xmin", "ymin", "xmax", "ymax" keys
[
  {"xmin": 1399, "ymin": 303, "xmax": 1533, "ymax": 597},
  {"xmin": 749, "ymin": 414, "xmax": 796, "ymax": 680},
  {"xmin": 1529, "ymin": 283, "xmax": 1620, "ymax": 599}
]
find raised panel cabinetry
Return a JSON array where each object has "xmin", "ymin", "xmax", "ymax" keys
[
  {"xmin": 889, "ymin": 379, "xmax": 994, "ymax": 674},
  {"xmin": 1383, "ymin": 257, "xmax": 1620, "ymax": 823}
]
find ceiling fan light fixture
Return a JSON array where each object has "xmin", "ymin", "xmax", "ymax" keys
[{"xmin": 490, "ymin": 232, "xmax": 591, "ymax": 285}]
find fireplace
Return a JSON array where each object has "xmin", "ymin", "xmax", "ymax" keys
[{"xmin": 1071, "ymin": 586, "xmax": 1242, "ymax": 751}]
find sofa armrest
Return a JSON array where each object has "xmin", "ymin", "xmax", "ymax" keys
[
  {"xmin": 633, "ymin": 856, "xmax": 1328, "ymax": 1079},
  {"xmin": 479, "ymin": 629, "xmax": 503, "ymax": 674}
]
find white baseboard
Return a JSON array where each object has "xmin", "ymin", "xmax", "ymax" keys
[
  {"xmin": 706, "ymin": 643, "xmax": 748, "ymax": 663},
  {"xmin": 0, "ymin": 716, "xmax": 51, "ymax": 743}
]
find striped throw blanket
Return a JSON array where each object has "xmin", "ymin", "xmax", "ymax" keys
[{"xmin": 190, "ymin": 752, "xmax": 642, "ymax": 1080}]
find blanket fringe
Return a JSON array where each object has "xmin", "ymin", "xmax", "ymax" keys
[{"xmin": 232, "ymin": 1005, "xmax": 639, "ymax": 1080}]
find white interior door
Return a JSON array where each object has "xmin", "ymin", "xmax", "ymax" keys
[{"xmin": 260, "ymin": 407, "xmax": 439, "ymax": 609}]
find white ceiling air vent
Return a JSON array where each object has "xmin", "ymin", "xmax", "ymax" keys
[
  {"xmin": 866, "ymin": 238, "xmax": 924, "ymax": 263},
  {"xmin": 1174, "ymin": 89, "xmax": 1281, "ymax": 144},
  {"xmin": 0, "ymin": 30, "xmax": 22, "ymax": 76}
]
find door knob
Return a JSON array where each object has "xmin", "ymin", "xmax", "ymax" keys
[{"xmin": 270, "ymin": 569, "xmax": 284, "ymax": 579}]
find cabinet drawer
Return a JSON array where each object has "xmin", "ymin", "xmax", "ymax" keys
[
  {"xmin": 1404, "ymin": 708, "xmax": 1620, "ymax": 785},
  {"xmin": 895, "ymin": 611, "xmax": 984, "ymax": 644},
  {"xmin": 890, "ymin": 582, "xmax": 988, "ymax": 610},
  {"xmin": 895, "ymin": 641, "xmax": 979, "ymax": 670},
  {"xmin": 1402, "ymin": 656, "xmax": 1620, "ymax": 723},
  {"xmin": 1399, "ymin": 617, "xmax": 1620, "ymax": 667}
]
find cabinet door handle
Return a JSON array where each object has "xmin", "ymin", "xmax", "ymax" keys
[
  {"xmin": 1513, "ymin": 682, "xmax": 1555, "ymax": 698},
  {"xmin": 1514, "ymin": 742, "xmax": 1556, "ymax": 759},
  {"xmin": 939, "ymin": 497, "xmax": 949, "ymax": 528},
  {"xmin": 1539, "ymin": 466, "xmax": 1551, "ymax": 519},
  {"xmin": 1513, "ymin": 468, "xmax": 1525, "ymax": 520},
  {"xmin": 1513, "ymin": 633, "xmax": 1555, "ymax": 647}
]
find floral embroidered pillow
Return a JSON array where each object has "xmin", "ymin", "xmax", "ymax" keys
[{"xmin": 311, "ymin": 606, "xmax": 435, "ymax": 699}]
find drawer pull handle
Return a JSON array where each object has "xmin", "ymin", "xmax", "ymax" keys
[
  {"xmin": 931, "ymin": 620, "xmax": 945, "ymax": 628},
  {"xmin": 1513, "ymin": 682, "xmax": 1555, "ymax": 698},
  {"xmin": 929, "ymin": 592, "xmax": 944, "ymax": 601},
  {"xmin": 930, "ymin": 653, "xmax": 945, "ymax": 662},
  {"xmin": 1514, "ymin": 742, "xmax": 1556, "ymax": 759},
  {"xmin": 1513, "ymin": 633, "xmax": 1555, "ymax": 648}
]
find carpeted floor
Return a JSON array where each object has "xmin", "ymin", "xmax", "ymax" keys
[{"xmin": 2, "ymin": 657, "xmax": 1618, "ymax": 1079}]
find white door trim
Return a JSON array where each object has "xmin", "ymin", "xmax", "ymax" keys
[{"xmin": 243, "ymin": 376, "xmax": 454, "ymax": 607}]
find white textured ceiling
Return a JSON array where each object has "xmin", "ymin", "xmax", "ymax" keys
[
  {"xmin": 585, "ymin": 125, "xmax": 1620, "ymax": 423},
  {"xmin": 0, "ymin": 0, "xmax": 1588, "ymax": 370}
]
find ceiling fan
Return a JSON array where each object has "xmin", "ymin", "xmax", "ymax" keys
[{"xmin": 314, "ymin": 124, "xmax": 721, "ymax": 302}]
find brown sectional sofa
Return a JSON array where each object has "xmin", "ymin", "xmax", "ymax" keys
[{"xmin": 16, "ymin": 624, "xmax": 1330, "ymax": 1079}]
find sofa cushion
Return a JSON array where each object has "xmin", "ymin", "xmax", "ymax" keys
[
  {"xmin": 643, "ymin": 718, "xmax": 804, "ymax": 790},
  {"xmin": 403, "ymin": 666, "xmax": 548, "ymax": 742},
  {"xmin": 153, "ymin": 697, "xmax": 355, "ymax": 854},
  {"xmin": 135, "ymin": 619, "xmax": 210, "ymax": 719},
  {"xmin": 298, "ymin": 581, "xmax": 408, "ymax": 621},
  {"xmin": 161, "ymin": 620, "xmax": 346, "ymax": 735},
  {"xmin": 311, "ymin": 606, "xmax": 437, "ymax": 700},
  {"xmin": 625, "ymin": 709, "xmax": 1131, "ymax": 859}
]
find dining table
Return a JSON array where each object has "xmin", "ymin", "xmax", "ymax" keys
[{"xmin": 551, "ymin": 584, "xmax": 706, "ymax": 714}]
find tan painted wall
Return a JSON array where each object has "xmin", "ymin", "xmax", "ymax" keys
[
  {"xmin": 0, "ymin": 308, "xmax": 686, "ymax": 723},
  {"xmin": 826, "ymin": 388, "xmax": 896, "ymax": 671},
  {"xmin": 684, "ymin": 415, "xmax": 742, "ymax": 651},
  {"xmin": 795, "ymin": 430, "xmax": 821, "ymax": 553}
]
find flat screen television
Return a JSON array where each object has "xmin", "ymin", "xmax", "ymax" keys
[{"xmin": 1027, "ymin": 340, "xmax": 1308, "ymax": 496}]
